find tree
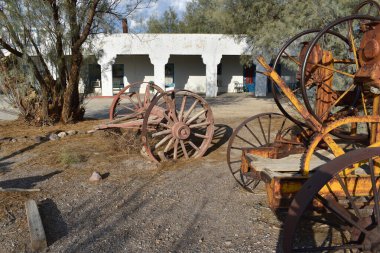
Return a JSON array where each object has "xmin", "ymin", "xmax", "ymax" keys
[
  {"xmin": 0, "ymin": 0, "xmax": 154, "ymax": 124},
  {"xmin": 147, "ymin": 7, "xmax": 183, "ymax": 33},
  {"xmin": 224, "ymin": 0, "xmax": 362, "ymax": 58}
]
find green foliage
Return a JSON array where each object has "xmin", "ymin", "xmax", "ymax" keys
[
  {"xmin": 147, "ymin": 7, "xmax": 183, "ymax": 33},
  {"xmin": 146, "ymin": 0, "xmax": 370, "ymax": 60},
  {"xmin": 59, "ymin": 149, "xmax": 87, "ymax": 165}
]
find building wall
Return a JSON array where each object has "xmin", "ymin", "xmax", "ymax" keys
[
  {"xmin": 168, "ymin": 55, "xmax": 206, "ymax": 93},
  {"xmin": 219, "ymin": 55, "xmax": 244, "ymax": 93}
]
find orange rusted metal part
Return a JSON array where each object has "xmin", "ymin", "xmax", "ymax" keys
[
  {"xmin": 257, "ymin": 56, "xmax": 322, "ymax": 131},
  {"xmin": 265, "ymin": 174, "xmax": 380, "ymax": 212},
  {"xmin": 356, "ymin": 21, "xmax": 380, "ymax": 89},
  {"xmin": 315, "ymin": 50, "xmax": 336, "ymax": 121}
]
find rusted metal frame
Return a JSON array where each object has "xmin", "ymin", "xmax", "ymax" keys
[
  {"xmin": 315, "ymin": 51, "xmax": 334, "ymax": 122},
  {"xmin": 333, "ymin": 175, "xmax": 362, "ymax": 218},
  {"xmin": 315, "ymin": 193, "xmax": 369, "ymax": 234},
  {"xmin": 302, "ymin": 115, "xmax": 380, "ymax": 175},
  {"xmin": 283, "ymin": 50, "xmax": 355, "ymax": 78},
  {"xmin": 369, "ymin": 159, "xmax": 380, "ymax": 231},
  {"xmin": 257, "ymin": 56, "xmax": 322, "ymax": 131},
  {"xmin": 318, "ymin": 82, "xmax": 356, "ymax": 121},
  {"xmin": 283, "ymin": 147, "xmax": 380, "ymax": 252},
  {"xmin": 348, "ymin": 23, "xmax": 360, "ymax": 70}
]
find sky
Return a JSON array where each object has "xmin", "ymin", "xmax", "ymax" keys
[{"xmin": 125, "ymin": 0, "xmax": 192, "ymax": 32}]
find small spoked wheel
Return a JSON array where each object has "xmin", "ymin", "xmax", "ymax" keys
[
  {"xmin": 141, "ymin": 90, "xmax": 214, "ymax": 162},
  {"xmin": 226, "ymin": 113, "xmax": 306, "ymax": 192},
  {"xmin": 109, "ymin": 81, "xmax": 164, "ymax": 121},
  {"xmin": 283, "ymin": 147, "xmax": 380, "ymax": 252}
]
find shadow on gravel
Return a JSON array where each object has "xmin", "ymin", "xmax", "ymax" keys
[
  {"xmin": 204, "ymin": 124, "xmax": 233, "ymax": 156},
  {"xmin": 61, "ymin": 174, "xmax": 162, "ymax": 253},
  {"xmin": 39, "ymin": 198, "xmax": 68, "ymax": 245},
  {"xmin": 0, "ymin": 135, "xmax": 50, "ymax": 163},
  {"xmin": 0, "ymin": 170, "xmax": 62, "ymax": 189},
  {"xmin": 0, "ymin": 161, "xmax": 12, "ymax": 175},
  {"xmin": 171, "ymin": 198, "xmax": 208, "ymax": 252}
]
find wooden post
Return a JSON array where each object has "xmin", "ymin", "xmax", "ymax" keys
[{"xmin": 25, "ymin": 199, "xmax": 47, "ymax": 252}]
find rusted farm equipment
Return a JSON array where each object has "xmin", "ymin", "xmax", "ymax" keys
[
  {"xmin": 227, "ymin": 2, "xmax": 380, "ymax": 252},
  {"xmin": 97, "ymin": 82, "xmax": 214, "ymax": 162}
]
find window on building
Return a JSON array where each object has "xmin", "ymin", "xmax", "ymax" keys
[
  {"xmin": 88, "ymin": 64, "xmax": 101, "ymax": 88},
  {"xmin": 112, "ymin": 64, "xmax": 124, "ymax": 89},
  {"xmin": 165, "ymin": 63, "xmax": 174, "ymax": 85}
]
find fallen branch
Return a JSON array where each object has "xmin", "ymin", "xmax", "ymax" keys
[{"xmin": 0, "ymin": 188, "xmax": 41, "ymax": 192}]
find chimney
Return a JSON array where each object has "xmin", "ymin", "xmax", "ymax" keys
[{"xmin": 122, "ymin": 18, "xmax": 128, "ymax": 33}]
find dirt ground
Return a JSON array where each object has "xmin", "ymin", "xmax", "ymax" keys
[{"xmin": 0, "ymin": 93, "xmax": 284, "ymax": 253}]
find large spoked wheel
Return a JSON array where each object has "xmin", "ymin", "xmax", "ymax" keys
[
  {"xmin": 109, "ymin": 81, "xmax": 164, "ymax": 121},
  {"xmin": 353, "ymin": 0, "xmax": 380, "ymax": 16},
  {"xmin": 226, "ymin": 113, "xmax": 307, "ymax": 192},
  {"xmin": 300, "ymin": 15, "xmax": 380, "ymax": 125},
  {"xmin": 141, "ymin": 90, "xmax": 214, "ymax": 162},
  {"xmin": 283, "ymin": 147, "xmax": 380, "ymax": 253},
  {"xmin": 272, "ymin": 29, "xmax": 349, "ymax": 128}
]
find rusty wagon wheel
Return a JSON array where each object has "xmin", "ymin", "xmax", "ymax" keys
[
  {"xmin": 141, "ymin": 90, "xmax": 214, "ymax": 162},
  {"xmin": 300, "ymin": 15, "xmax": 380, "ymax": 125},
  {"xmin": 226, "ymin": 113, "xmax": 307, "ymax": 192},
  {"xmin": 109, "ymin": 81, "xmax": 164, "ymax": 121},
  {"xmin": 283, "ymin": 147, "xmax": 380, "ymax": 253},
  {"xmin": 272, "ymin": 28, "xmax": 350, "ymax": 128}
]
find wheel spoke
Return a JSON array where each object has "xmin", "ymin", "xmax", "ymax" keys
[
  {"xmin": 230, "ymin": 146, "xmax": 243, "ymax": 150},
  {"xmin": 334, "ymin": 175, "xmax": 362, "ymax": 218},
  {"xmin": 173, "ymin": 139, "xmax": 179, "ymax": 160},
  {"xmin": 235, "ymin": 134, "xmax": 257, "ymax": 147},
  {"xmin": 134, "ymin": 92, "xmax": 142, "ymax": 108},
  {"xmin": 152, "ymin": 129, "xmax": 172, "ymax": 138},
  {"xmin": 319, "ymin": 82, "xmax": 355, "ymax": 120},
  {"xmin": 126, "ymin": 93, "xmax": 139, "ymax": 109},
  {"xmin": 316, "ymin": 194, "xmax": 368, "ymax": 235},
  {"xmin": 257, "ymin": 117, "xmax": 268, "ymax": 145},
  {"xmin": 283, "ymin": 50, "xmax": 355, "ymax": 78},
  {"xmin": 144, "ymin": 84, "xmax": 151, "ymax": 105},
  {"xmin": 194, "ymin": 133, "xmax": 210, "ymax": 139},
  {"xmin": 188, "ymin": 140, "xmax": 200, "ymax": 151},
  {"xmin": 154, "ymin": 134, "xmax": 172, "ymax": 149},
  {"xmin": 164, "ymin": 137, "xmax": 175, "ymax": 153},
  {"xmin": 183, "ymin": 100, "xmax": 198, "ymax": 122},
  {"xmin": 244, "ymin": 124, "xmax": 263, "ymax": 146},
  {"xmin": 278, "ymin": 117, "xmax": 287, "ymax": 136},
  {"xmin": 348, "ymin": 23, "xmax": 359, "ymax": 70},
  {"xmin": 186, "ymin": 109, "xmax": 207, "ymax": 125},
  {"xmin": 180, "ymin": 140, "xmax": 189, "ymax": 159},
  {"xmin": 178, "ymin": 95, "xmax": 187, "ymax": 121},
  {"xmin": 189, "ymin": 121, "xmax": 210, "ymax": 128}
]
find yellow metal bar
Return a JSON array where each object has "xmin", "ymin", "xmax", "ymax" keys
[
  {"xmin": 257, "ymin": 56, "xmax": 322, "ymax": 131},
  {"xmin": 301, "ymin": 115, "xmax": 380, "ymax": 175},
  {"xmin": 282, "ymin": 51, "xmax": 355, "ymax": 78}
]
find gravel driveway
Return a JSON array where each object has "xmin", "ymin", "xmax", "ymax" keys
[{"xmin": 1, "ymin": 93, "xmax": 284, "ymax": 252}]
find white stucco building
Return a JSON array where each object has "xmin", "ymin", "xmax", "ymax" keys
[{"xmin": 84, "ymin": 33, "xmax": 268, "ymax": 97}]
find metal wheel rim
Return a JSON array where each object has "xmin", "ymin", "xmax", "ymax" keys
[
  {"xmin": 300, "ymin": 15, "xmax": 380, "ymax": 125},
  {"xmin": 141, "ymin": 90, "xmax": 214, "ymax": 162},
  {"xmin": 226, "ymin": 112, "xmax": 306, "ymax": 192},
  {"xmin": 272, "ymin": 28, "xmax": 349, "ymax": 128},
  {"xmin": 283, "ymin": 147, "xmax": 380, "ymax": 252},
  {"xmin": 109, "ymin": 81, "xmax": 165, "ymax": 121}
]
